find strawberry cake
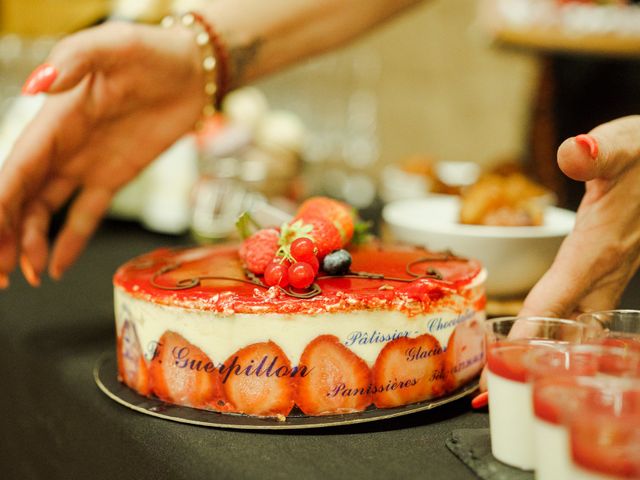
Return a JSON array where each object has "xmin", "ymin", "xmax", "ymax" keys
[{"xmin": 114, "ymin": 198, "xmax": 486, "ymax": 418}]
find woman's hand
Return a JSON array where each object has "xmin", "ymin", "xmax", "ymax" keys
[
  {"xmin": 477, "ymin": 116, "xmax": 640, "ymax": 396},
  {"xmin": 520, "ymin": 116, "xmax": 640, "ymax": 318},
  {"xmin": 0, "ymin": 22, "xmax": 205, "ymax": 287}
]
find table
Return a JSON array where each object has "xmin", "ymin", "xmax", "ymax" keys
[{"xmin": 1, "ymin": 221, "xmax": 638, "ymax": 480}]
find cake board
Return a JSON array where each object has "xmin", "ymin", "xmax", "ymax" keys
[{"xmin": 95, "ymin": 351, "xmax": 479, "ymax": 430}]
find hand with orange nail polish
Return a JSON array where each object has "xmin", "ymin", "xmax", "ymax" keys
[
  {"xmin": 0, "ymin": 3, "xmax": 428, "ymax": 287},
  {"xmin": 0, "ymin": 22, "xmax": 207, "ymax": 287},
  {"xmin": 22, "ymin": 64, "xmax": 58, "ymax": 95},
  {"xmin": 518, "ymin": 116, "xmax": 640, "ymax": 320}
]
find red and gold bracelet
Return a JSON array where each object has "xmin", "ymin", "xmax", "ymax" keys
[
  {"xmin": 161, "ymin": 11, "xmax": 230, "ymax": 127},
  {"xmin": 188, "ymin": 11, "xmax": 230, "ymax": 110}
]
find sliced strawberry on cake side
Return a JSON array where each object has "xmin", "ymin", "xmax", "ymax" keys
[
  {"xmin": 444, "ymin": 318, "xmax": 486, "ymax": 392},
  {"xmin": 149, "ymin": 331, "xmax": 227, "ymax": 409},
  {"xmin": 372, "ymin": 334, "xmax": 447, "ymax": 408},
  {"xmin": 295, "ymin": 335, "xmax": 372, "ymax": 415},
  {"xmin": 221, "ymin": 341, "xmax": 295, "ymax": 417},
  {"xmin": 116, "ymin": 319, "xmax": 150, "ymax": 396}
]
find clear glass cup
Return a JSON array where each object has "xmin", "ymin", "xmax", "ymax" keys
[
  {"xmin": 484, "ymin": 317, "xmax": 590, "ymax": 471},
  {"xmin": 530, "ymin": 345, "xmax": 640, "ymax": 480},
  {"xmin": 577, "ymin": 310, "xmax": 640, "ymax": 351},
  {"xmin": 485, "ymin": 316, "xmax": 592, "ymax": 344},
  {"xmin": 567, "ymin": 380, "xmax": 640, "ymax": 479}
]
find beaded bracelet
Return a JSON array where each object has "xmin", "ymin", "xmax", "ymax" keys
[
  {"xmin": 161, "ymin": 12, "xmax": 230, "ymax": 127},
  {"xmin": 189, "ymin": 11, "xmax": 230, "ymax": 110}
]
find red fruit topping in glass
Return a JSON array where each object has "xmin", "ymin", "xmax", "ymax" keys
[
  {"xmin": 533, "ymin": 377, "xmax": 600, "ymax": 425},
  {"xmin": 531, "ymin": 345, "xmax": 640, "ymax": 381},
  {"xmin": 571, "ymin": 413, "xmax": 640, "ymax": 478},
  {"xmin": 487, "ymin": 341, "xmax": 556, "ymax": 383},
  {"xmin": 587, "ymin": 336, "xmax": 640, "ymax": 354}
]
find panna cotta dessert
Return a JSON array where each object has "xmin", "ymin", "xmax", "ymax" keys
[
  {"xmin": 485, "ymin": 317, "xmax": 588, "ymax": 470},
  {"xmin": 568, "ymin": 387, "xmax": 640, "ymax": 479},
  {"xmin": 530, "ymin": 345, "xmax": 640, "ymax": 480},
  {"xmin": 533, "ymin": 377, "xmax": 600, "ymax": 480},
  {"xmin": 487, "ymin": 341, "xmax": 548, "ymax": 470},
  {"xmin": 114, "ymin": 242, "xmax": 486, "ymax": 418}
]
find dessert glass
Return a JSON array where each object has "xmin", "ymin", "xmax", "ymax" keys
[
  {"xmin": 530, "ymin": 345, "xmax": 640, "ymax": 480},
  {"xmin": 568, "ymin": 380, "xmax": 640, "ymax": 479},
  {"xmin": 578, "ymin": 310, "xmax": 640, "ymax": 352},
  {"xmin": 484, "ymin": 317, "xmax": 590, "ymax": 471}
]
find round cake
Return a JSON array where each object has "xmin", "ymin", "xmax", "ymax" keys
[{"xmin": 113, "ymin": 243, "xmax": 486, "ymax": 418}]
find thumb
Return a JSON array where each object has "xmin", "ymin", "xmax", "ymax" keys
[
  {"xmin": 558, "ymin": 115, "xmax": 640, "ymax": 182},
  {"xmin": 518, "ymin": 234, "xmax": 595, "ymax": 320}
]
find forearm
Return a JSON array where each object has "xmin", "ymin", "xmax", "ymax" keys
[{"xmin": 200, "ymin": 0, "xmax": 423, "ymax": 86}]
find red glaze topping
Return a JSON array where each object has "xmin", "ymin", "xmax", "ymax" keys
[
  {"xmin": 113, "ymin": 243, "xmax": 483, "ymax": 315},
  {"xmin": 571, "ymin": 401, "xmax": 640, "ymax": 478},
  {"xmin": 487, "ymin": 341, "xmax": 558, "ymax": 383},
  {"xmin": 530, "ymin": 346, "xmax": 640, "ymax": 381},
  {"xmin": 587, "ymin": 336, "xmax": 640, "ymax": 354},
  {"xmin": 533, "ymin": 377, "xmax": 599, "ymax": 425},
  {"xmin": 534, "ymin": 378, "xmax": 640, "ymax": 427},
  {"xmin": 487, "ymin": 343, "xmax": 532, "ymax": 383}
]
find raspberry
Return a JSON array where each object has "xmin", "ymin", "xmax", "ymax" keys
[{"xmin": 238, "ymin": 229, "xmax": 279, "ymax": 274}]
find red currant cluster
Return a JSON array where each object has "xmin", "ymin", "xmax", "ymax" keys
[{"xmin": 264, "ymin": 237, "xmax": 319, "ymax": 289}]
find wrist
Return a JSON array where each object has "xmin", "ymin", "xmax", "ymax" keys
[
  {"xmin": 193, "ymin": 1, "xmax": 263, "ymax": 89},
  {"xmin": 162, "ymin": 12, "xmax": 231, "ymax": 126}
]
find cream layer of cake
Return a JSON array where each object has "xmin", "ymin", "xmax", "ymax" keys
[{"xmin": 113, "ymin": 244, "xmax": 486, "ymax": 417}]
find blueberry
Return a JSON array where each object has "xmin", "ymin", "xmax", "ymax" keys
[{"xmin": 322, "ymin": 249, "xmax": 352, "ymax": 275}]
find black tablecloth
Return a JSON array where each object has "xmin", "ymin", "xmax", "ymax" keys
[{"xmin": 1, "ymin": 221, "xmax": 638, "ymax": 480}]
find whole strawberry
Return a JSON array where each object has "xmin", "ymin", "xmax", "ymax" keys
[
  {"xmin": 294, "ymin": 216, "xmax": 342, "ymax": 259},
  {"xmin": 238, "ymin": 228, "xmax": 279, "ymax": 274},
  {"xmin": 296, "ymin": 197, "xmax": 355, "ymax": 246}
]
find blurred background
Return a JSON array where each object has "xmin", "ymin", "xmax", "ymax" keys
[{"xmin": 1, "ymin": 0, "xmax": 640, "ymax": 240}]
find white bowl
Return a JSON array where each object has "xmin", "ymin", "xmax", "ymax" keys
[{"xmin": 382, "ymin": 195, "xmax": 576, "ymax": 297}]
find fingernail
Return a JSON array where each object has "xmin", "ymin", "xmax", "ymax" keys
[
  {"xmin": 20, "ymin": 255, "xmax": 40, "ymax": 287},
  {"xmin": 0, "ymin": 273, "xmax": 9, "ymax": 289},
  {"xmin": 471, "ymin": 391, "xmax": 489, "ymax": 409},
  {"xmin": 22, "ymin": 63, "xmax": 58, "ymax": 95},
  {"xmin": 574, "ymin": 134, "xmax": 599, "ymax": 159}
]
